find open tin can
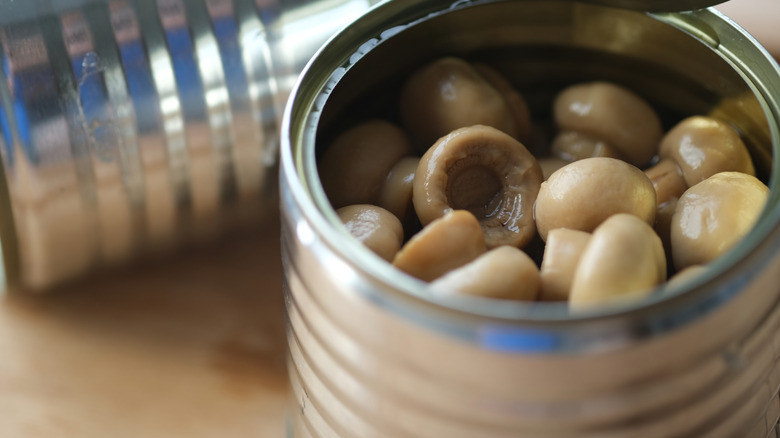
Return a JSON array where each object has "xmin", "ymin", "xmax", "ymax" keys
[
  {"xmin": 280, "ymin": 0, "xmax": 780, "ymax": 436},
  {"xmin": 0, "ymin": 0, "xmax": 378, "ymax": 292}
]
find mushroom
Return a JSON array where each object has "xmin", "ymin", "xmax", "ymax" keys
[
  {"xmin": 553, "ymin": 81, "xmax": 662, "ymax": 168},
  {"xmin": 653, "ymin": 196, "xmax": 679, "ymax": 270},
  {"xmin": 550, "ymin": 130, "xmax": 622, "ymax": 162},
  {"xmin": 377, "ymin": 156, "xmax": 420, "ymax": 233},
  {"xmin": 537, "ymin": 156, "xmax": 570, "ymax": 180},
  {"xmin": 429, "ymin": 246, "xmax": 540, "ymax": 301},
  {"xmin": 670, "ymin": 171, "xmax": 768, "ymax": 271},
  {"xmin": 337, "ymin": 204, "xmax": 404, "ymax": 262},
  {"xmin": 645, "ymin": 116, "xmax": 755, "ymax": 206},
  {"xmin": 666, "ymin": 265, "xmax": 709, "ymax": 289},
  {"xmin": 472, "ymin": 63, "xmax": 534, "ymax": 145},
  {"xmin": 539, "ymin": 228, "xmax": 592, "ymax": 302},
  {"xmin": 393, "ymin": 210, "xmax": 486, "ymax": 282},
  {"xmin": 569, "ymin": 214, "xmax": 666, "ymax": 310},
  {"xmin": 413, "ymin": 125, "xmax": 543, "ymax": 249},
  {"xmin": 399, "ymin": 57, "xmax": 532, "ymax": 152},
  {"xmin": 534, "ymin": 157, "xmax": 656, "ymax": 241},
  {"xmin": 319, "ymin": 119, "xmax": 413, "ymax": 209}
]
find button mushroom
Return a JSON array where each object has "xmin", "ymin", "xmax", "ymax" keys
[
  {"xmin": 399, "ymin": 57, "xmax": 532, "ymax": 152},
  {"xmin": 670, "ymin": 171, "xmax": 768, "ymax": 271},
  {"xmin": 667, "ymin": 265, "xmax": 709, "ymax": 289},
  {"xmin": 570, "ymin": 214, "xmax": 667, "ymax": 310},
  {"xmin": 534, "ymin": 157, "xmax": 656, "ymax": 242},
  {"xmin": 539, "ymin": 228, "xmax": 592, "ymax": 302},
  {"xmin": 337, "ymin": 204, "xmax": 404, "ymax": 262},
  {"xmin": 472, "ymin": 63, "xmax": 534, "ymax": 145},
  {"xmin": 377, "ymin": 156, "xmax": 420, "ymax": 233},
  {"xmin": 645, "ymin": 115, "xmax": 755, "ymax": 206},
  {"xmin": 393, "ymin": 210, "xmax": 486, "ymax": 282},
  {"xmin": 429, "ymin": 246, "xmax": 540, "ymax": 301},
  {"xmin": 413, "ymin": 125, "xmax": 543, "ymax": 249},
  {"xmin": 553, "ymin": 81, "xmax": 663, "ymax": 168},
  {"xmin": 319, "ymin": 119, "xmax": 413, "ymax": 209},
  {"xmin": 550, "ymin": 130, "xmax": 622, "ymax": 162}
]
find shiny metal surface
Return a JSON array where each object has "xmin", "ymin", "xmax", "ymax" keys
[
  {"xmin": 0, "ymin": 0, "xmax": 378, "ymax": 291},
  {"xmin": 281, "ymin": 0, "xmax": 780, "ymax": 436}
]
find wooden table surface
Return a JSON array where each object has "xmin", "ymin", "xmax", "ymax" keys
[
  {"xmin": 0, "ymin": 2, "xmax": 776, "ymax": 438},
  {"xmin": 0, "ymin": 214, "xmax": 289, "ymax": 438}
]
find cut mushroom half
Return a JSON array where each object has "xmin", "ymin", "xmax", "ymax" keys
[
  {"xmin": 337, "ymin": 204, "xmax": 404, "ymax": 262},
  {"xmin": 413, "ymin": 125, "xmax": 543, "ymax": 249},
  {"xmin": 570, "ymin": 214, "xmax": 666, "ymax": 310},
  {"xmin": 539, "ymin": 228, "xmax": 592, "ymax": 302},
  {"xmin": 393, "ymin": 210, "xmax": 486, "ymax": 282},
  {"xmin": 429, "ymin": 246, "xmax": 540, "ymax": 301}
]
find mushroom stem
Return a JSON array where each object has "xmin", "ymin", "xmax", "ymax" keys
[{"xmin": 645, "ymin": 159, "xmax": 687, "ymax": 206}]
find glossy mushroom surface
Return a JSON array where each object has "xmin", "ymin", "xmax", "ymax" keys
[
  {"xmin": 337, "ymin": 204, "xmax": 404, "ymax": 262},
  {"xmin": 399, "ymin": 57, "xmax": 531, "ymax": 151},
  {"xmin": 553, "ymin": 81, "xmax": 663, "ymax": 167},
  {"xmin": 319, "ymin": 119, "xmax": 413, "ymax": 208},
  {"xmin": 539, "ymin": 228, "xmax": 592, "ymax": 302},
  {"xmin": 429, "ymin": 246, "xmax": 540, "ymax": 301},
  {"xmin": 671, "ymin": 171, "xmax": 768, "ymax": 270},
  {"xmin": 534, "ymin": 157, "xmax": 656, "ymax": 241},
  {"xmin": 413, "ymin": 125, "xmax": 543, "ymax": 249},
  {"xmin": 570, "ymin": 214, "xmax": 667, "ymax": 310},
  {"xmin": 647, "ymin": 116, "xmax": 755, "ymax": 205},
  {"xmin": 393, "ymin": 210, "xmax": 486, "ymax": 282}
]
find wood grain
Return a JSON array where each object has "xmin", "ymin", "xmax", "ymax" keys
[{"xmin": 0, "ymin": 213, "xmax": 289, "ymax": 438}]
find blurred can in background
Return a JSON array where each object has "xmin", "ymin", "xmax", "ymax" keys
[{"xmin": 0, "ymin": 0, "xmax": 378, "ymax": 291}]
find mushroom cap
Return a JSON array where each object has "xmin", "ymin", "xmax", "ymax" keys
[
  {"xmin": 550, "ymin": 130, "xmax": 622, "ymax": 162},
  {"xmin": 671, "ymin": 172, "xmax": 768, "ymax": 270},
  {"xmin": 377, "ymin": 156, "xmax": 420, "ymax": 231},
  {"xmin": 553, "ymin": 81, "xmax": 662, "ymax": 167},
  {"xmin": 413, "ymin": 125, "xmax": 543, "ymax": 249},
  {"xmin": 393, "ymin": 210, "xmax": 486, "ymax": 282},
  {"xmin": 319, "ymin": 119, "xmax": 413, "ymax": 209},
  {"xmin": 534, "ymin": 157, "xmax": 656, "ymax": 241},
  {"xmin": 399, "ymin": 57, "xmax": 524, "ymax": 151},
  {"xmin": 337, "ymin": 204, "xmax": 404, "ymax": 262},
  {"xmin": 472, "ymin": 63, "xmax": 534, "ymax": 145},
  {"xmin": 429, "ymin": 246, "xmax": 540, "ymax": 301},
  {"xmin": 539, "ymin": 228, "xmax": 592, "ymax": 302},
  {"xmin": 570, "ymin": 214, "xmax": 666, "ymax": 309},
  {"xmin": 659, "ymin": 116, "xmax": 755, "ymax": 187}
]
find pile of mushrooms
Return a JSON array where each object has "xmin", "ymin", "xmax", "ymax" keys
[{"xmin": 318, "ymin": 56, "xmax": 770, "ymax": 310}]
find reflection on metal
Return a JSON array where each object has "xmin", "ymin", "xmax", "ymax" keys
[{"xmin": 0, "ymin": 0, "xmax": 380, "ymax": 290}]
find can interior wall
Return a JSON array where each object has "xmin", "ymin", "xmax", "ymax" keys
[{"xmin": 281, "ymin": 1, "xmax": 780, "ymax": 437}]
